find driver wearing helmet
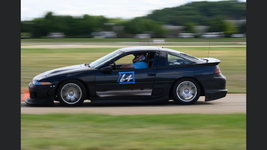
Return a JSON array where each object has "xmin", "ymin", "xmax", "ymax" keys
[{"xmin": 120, "ymin": 53, "xmax": 148, "ymax": 69}]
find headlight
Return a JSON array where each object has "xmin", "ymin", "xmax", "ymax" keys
[{"xmin": 32, "ymin": 79, "xmax": 51, "ymax": 85}]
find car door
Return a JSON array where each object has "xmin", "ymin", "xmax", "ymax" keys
[{"xmin": 94, "ymin": 52, "xmax": 158, "ymax": 98}]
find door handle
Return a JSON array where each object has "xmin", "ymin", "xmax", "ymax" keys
[{"xmin": 147, "ymin": 73, "xmax": 156, "ymax": 76}]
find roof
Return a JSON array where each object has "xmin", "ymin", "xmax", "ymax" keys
[
  {"xmin": 118, "ymin": 46, "xmax": 183, "ymax": 54},
  {"xmin": 118, "ymin": 46, "xmax": 161, "ymax": 52}
]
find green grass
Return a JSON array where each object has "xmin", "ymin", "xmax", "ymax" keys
[
  {"xmin": 21, "ymin": 113, "xmax": 246, "ymax": 150},
  {"xmin": 21, "ymin": 38, "xmax": 246, "ymax": 43},
  {"xmin": 21, "ymin": 47, "xmax": 246, "ymax": 93}
]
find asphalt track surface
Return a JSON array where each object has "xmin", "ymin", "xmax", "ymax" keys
[{"xmin": 21, "ymin": 94, "xmax": 246, "ymax": 115}]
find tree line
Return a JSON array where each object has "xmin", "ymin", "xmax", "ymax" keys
[{"xmin": 21, "ymin": 0, "xmax": 246, "ymax": 38}]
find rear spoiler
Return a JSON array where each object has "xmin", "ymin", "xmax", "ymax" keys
[{"xmin": 199, "ymin": 57, "xmax": 220, "ymax": 65}]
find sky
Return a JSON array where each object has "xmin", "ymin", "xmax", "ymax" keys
[{"xmin": 21, "ymin": 0, "xmax": 246, "ymax": 21}]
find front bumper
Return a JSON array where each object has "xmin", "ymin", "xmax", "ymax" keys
[{"xmin": 25, "ymin": 82, "xmax": 56, "ymax": 105}]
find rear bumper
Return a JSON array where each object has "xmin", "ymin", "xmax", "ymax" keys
[
  {"xmin": 202, "ymin": 73, "xmax": 227, "ymax": 101},
  {"xmin": 205, "ymin": 89, "xmax": 227, "ymax": 101},
  {"xmin": 25, "ymin": 82, "xmax": 56, "ymax": 106}
]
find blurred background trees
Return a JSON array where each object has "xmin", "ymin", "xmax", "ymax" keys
[
  {"xmin": 143, "ymin": 0, "xmax": 245, "ymax": 26},
  {"xmin": 21, "ymin": 0, "xmax": 246, "ymax": 38}
]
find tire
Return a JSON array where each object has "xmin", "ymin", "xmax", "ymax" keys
[
  {"xmin": 57, "ymin": 80, "xmax": 86, "ymax": 106},
  {"xmin": 172, "ymin": 78, "xmax": 200, "ymax": 105}
]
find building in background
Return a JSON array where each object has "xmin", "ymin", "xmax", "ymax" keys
[{"xmin": 162, "ymin": 25, "xmax": 185, "ymax": 38}]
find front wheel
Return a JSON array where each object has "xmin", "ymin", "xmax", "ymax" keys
[
  {"xmin": 172, "ymin": 78, "xmax": 200, "ymax": 105},
  {"xmin": 57, "ymin": 80, "xmax": 86, "ymax": 106}
]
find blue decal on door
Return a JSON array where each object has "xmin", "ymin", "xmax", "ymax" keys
[{"xmin": 117, "ymin": 71, "xmax": 135, "ymax": 84}]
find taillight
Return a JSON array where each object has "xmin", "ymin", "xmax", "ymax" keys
[{"xmin": 214, "ymin": 65, "xmax": 221, "ymax": 74}]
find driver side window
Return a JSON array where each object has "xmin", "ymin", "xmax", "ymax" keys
[
  {"xmin": 111, "ymin": 54, "xmax": 135, "ymax": 70},
  {"xmin": 115, "ymin": 54, "xmax": 133, "ymax": 65},
  {"xmin": 112, "ymin": 52, "xmax": 155, "ymax": 70}
]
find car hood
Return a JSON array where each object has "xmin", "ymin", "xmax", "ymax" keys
[{"xmin": 33, "ymin": 64, "xmax": 92, "ymax": 80}]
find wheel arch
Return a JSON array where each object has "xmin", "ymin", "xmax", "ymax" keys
[
  {"xmin": 168, "ymin": 77, "xmax": 205, "ymax": 99},
  {"xmin": 55, "ymin": 78, "xmax": 90, "ymax": 100}
]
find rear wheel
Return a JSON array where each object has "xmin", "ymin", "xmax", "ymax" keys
[
  {"xmin": 172, "ymin": 78, "xmax": 200, "ymax": 105},
  {"xmin": 57, "ymin": 80, "xmax": 86, "ymax": 106}
]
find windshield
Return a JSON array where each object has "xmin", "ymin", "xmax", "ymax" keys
[{"xmin": 89, "ymin": 50, "xmax": 122, "ymax": 68}]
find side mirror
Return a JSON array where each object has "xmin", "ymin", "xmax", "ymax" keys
[{"xmin": 100, "ymin": 66, "xmax": 113, "ymax": 73}]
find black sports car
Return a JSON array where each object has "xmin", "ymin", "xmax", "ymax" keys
[{"xmin": 25, "ymin": 46, "xmax": 227, "ymax": 106}]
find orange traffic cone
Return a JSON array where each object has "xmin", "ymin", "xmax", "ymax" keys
[{"xmin": 21, "ymin": 90, "xmax": 29, "ymax": 101}]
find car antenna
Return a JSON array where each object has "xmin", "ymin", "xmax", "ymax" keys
[
  {"xmin": 207, "ymin": 38, "xmax": 210, "ymax": 62},
  {"xmin": 206, "ymin": 26, "xmax": 212, "ymax": 63}
]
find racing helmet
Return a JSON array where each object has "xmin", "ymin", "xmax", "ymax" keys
[{"xmin": 132, "ymin": 53, "xmax": 146, "ymax": 63}]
